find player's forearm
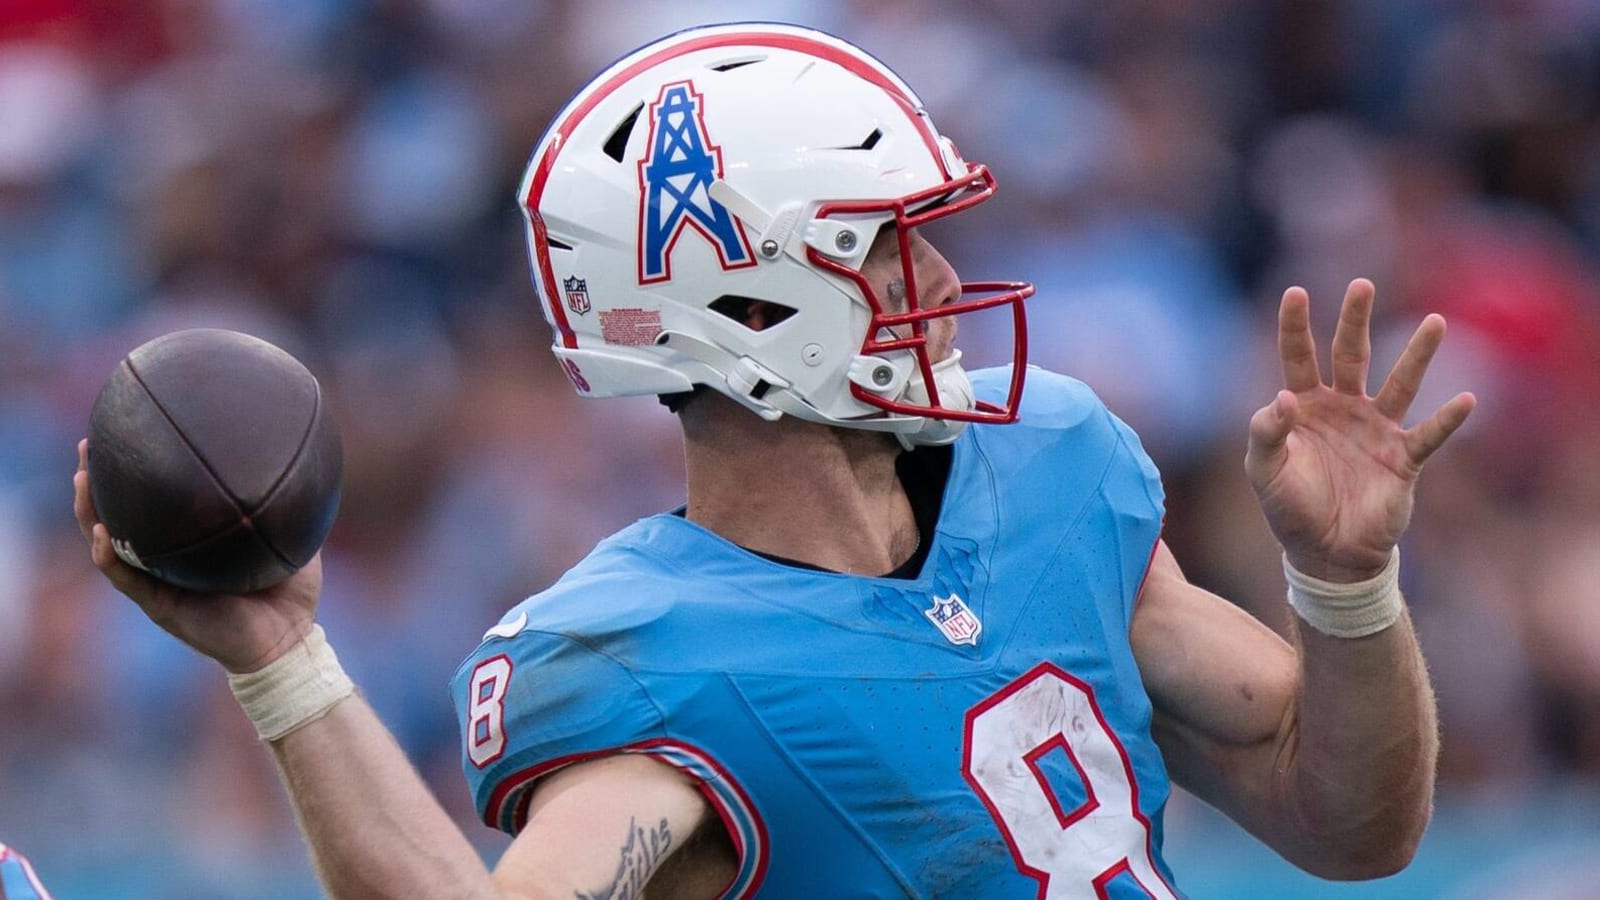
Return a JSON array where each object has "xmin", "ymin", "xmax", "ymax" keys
[
  {"xmin": 1277, "ymin": 606, "xmax": 1437, "ymax": 879},
  {"xmin": 269, "ymin": 694, "xmax": 504, "ymax": 900}
]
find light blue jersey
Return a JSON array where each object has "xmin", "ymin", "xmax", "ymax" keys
[
  {"xmin": 454, "ymin": 368, "xmax": 1181, "ymax": 898},
  {"xmin": 0, "ymin": 844, "xmax": 53, "ymax": 900}
]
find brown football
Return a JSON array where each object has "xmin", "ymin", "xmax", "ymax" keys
[{"xmin": 87, "ymin": 329, "xmax": 342, "ymax": 594}]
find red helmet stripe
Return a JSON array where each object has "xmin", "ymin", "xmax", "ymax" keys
[{"xmin": 524, "ymin": 28, "xmax": 950, "ymax": 349}]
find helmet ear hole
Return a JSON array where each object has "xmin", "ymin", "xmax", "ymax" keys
[{"xmin": 708, "ymin": 295, "xmax": 798, "ymax": 331}]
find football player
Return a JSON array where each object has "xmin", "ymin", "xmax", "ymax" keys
[
  {"xmin": 0, "ymin": 843, "xmax": 55, "ymax": 900},
  {"xmin": 76, "ymin": 23, "xmax": 1475, "ymax": 899}
]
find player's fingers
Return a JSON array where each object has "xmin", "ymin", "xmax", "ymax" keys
[
  {"xmin": 73, "ymin": 468, "xmax": 96, "ymax": 542},
  {"xmin": 88, "ymin": 521, "xmax": 124, "ymax": 578},
  {"xmin": 78, "ymin": 438, "xmax": 86, "ymax": 472},
  {"xmin": 1248, "ymin": 390, "xmax": 1298, "ymax": 455},
  {"xmin": 1246, "ymin": 392, "xmax": 1299, "ymax": 486},
  {"xmin": 1330, "ymin": 279, "xmax": 1374, "ymax": 395},
  {"xmin": 1406, "ymin": 392, "xmax": 1477, "ymax": 464},
  {"xmin": 90, "ymin": 523, "xmax": 162, "ymax": 602},
  {"xmin": 1374, "ymin": 314, "xmax": 1446, "ymax": 422},
  {"xmin": 1278, "ymin": 287, "xmax": 1321, "ymax": 392}
]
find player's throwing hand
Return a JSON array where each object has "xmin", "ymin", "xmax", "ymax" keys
[
  {"xmin": 1245, "ymin": 279, "xmax": 1477, "ymax": 584},
  {"xmin": 72, "ymin": 438, "xmax": 322, "ymax": 675}
]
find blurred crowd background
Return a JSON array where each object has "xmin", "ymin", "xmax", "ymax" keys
[{"xmin": 1, "ymin": 0, "xmax": 1597, "ymax": 896}]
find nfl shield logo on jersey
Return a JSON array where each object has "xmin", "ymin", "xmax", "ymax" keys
[
  {"xmin": 925, "ymin": 593, "xmax": 982, "ymax": 646},
  {"xmin": 563, "ymin": 276, "xmax": 591, "ymax": 315}
]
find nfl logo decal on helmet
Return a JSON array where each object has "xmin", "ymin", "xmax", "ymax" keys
[
  {"xmin": 925, "ymin": 593, "xmax": 982, "ymax": 646},
  {"xmin": 563, "ymin": 276, "xmax": 592, "ymax": 315}
]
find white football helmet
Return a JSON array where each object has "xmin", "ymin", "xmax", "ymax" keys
[{"xmin": 518, "ymin": 22, "xmax": 1033, "ymax": 446}]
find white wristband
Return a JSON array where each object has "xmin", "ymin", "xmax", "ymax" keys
[
  {"xmin": 227, "ymin": 624, "xmax": 356, "ymax": 742},
  {"xmin": 1284, "ymin": 550, "xmax": 1403, "ymax": 639}
]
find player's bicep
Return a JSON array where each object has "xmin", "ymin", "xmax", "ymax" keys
[
  {"xmin": 1130, "ymin": 541, "xmax": 1298, "ymax": 820},
  {"xmin": 492, "ymin": 754, "xmax": 728, "ymax": 900}
]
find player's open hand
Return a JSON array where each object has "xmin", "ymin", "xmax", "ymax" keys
[
  {"xmin": 73, "ymin": 439, "xmax": 321, "ymax": 674},
  {"xmin": 1245, "ymin": 279, "xmax": 1476, "ymax": 583}
]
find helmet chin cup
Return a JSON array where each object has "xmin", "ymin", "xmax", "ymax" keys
[
  {"xmin": 895, "ymin": 352, "xmax": 975, "ymax": 449},
  {"xmin": 847, "ymin": 350, "xmax": 975, "ymax": 449}
]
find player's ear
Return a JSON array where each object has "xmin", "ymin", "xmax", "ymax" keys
[{"xmin": 707, "ymin": 296, "xmax": 797, "ymax": 332}]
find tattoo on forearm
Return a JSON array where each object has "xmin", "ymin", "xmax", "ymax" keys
[{"xmin": 575, "ymin": 816, "xmax": 673, "ymax": 900}]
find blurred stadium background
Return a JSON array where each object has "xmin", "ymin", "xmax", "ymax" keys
[{"xmin": 1, "ymin": 0, "xmax": 1598, "ymax": 896}]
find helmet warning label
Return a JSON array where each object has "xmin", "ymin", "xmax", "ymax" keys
[{"xmin": 599, "ymin": 308, "xmax": 664, "ymax": 346}]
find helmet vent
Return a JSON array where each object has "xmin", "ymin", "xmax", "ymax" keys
[
  {"xmin": 602, "ymin": 103, "xmax": 644, "ymax": 163},
  {"xmin": 546, "ymin": 236, "xmax": 574, "ymax": 251},
  {"xmin": 828, "ymin": 129, "xmax": 882, "ymax": 151},
  {"xmin": 709, "ymin": 295, "xmax": 797, "ymax": 331},
  {"xmin": 709, "ymin": 55, "xmax": 765, "ymax": 72}
]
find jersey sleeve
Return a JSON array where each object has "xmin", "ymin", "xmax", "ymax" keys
[
  {"xmin": 0, "ymin": 844, "xmax": 56, "ymax": 900},
  {"xmin": 1103, "ymin": 407, "xmax": 1164, "ymax": 510},
  {"xmin": 452, "ymin": 626, "xmax": 665, "ymax": 834},
  {"xmin": 974, "ymin": 365, "xmax": 1167, "ymax": 623},
  {"xmin": 1101, "ymin": 402, "xmax": 1167, "ymax": 621},
  {"xmin": 997, "ymin": 365, "xmax": 1164, "ymax": 517}
]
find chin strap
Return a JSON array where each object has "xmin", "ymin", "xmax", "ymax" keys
[
  {"xmin": 660, "ymin": 327, "xmax": 977, "ymax": 445},
  {"xmin": 657, "ymin": 330, "xmax": 786, "ymax": 421}
]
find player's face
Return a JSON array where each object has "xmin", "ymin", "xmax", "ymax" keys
[{"xmin": 859, "ymin": 226, "xmax": 961, "ymax": 363}]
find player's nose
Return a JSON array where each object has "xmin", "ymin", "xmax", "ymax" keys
[
  {"xmin": 915, "ymin": 235, "xmax": 961, "ymax": 360},
  {"xmin": 916, "ymin": 234, "xmax": 961, "ymax": 310}
]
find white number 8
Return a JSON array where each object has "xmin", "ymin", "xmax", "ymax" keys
[
  {"xmin": 962, "ymin": 662, "xmax": 1178, "ymax": 899},
  {"xmin": 467, "ymin": 655, "xmax": 513, "ymax": 768}
]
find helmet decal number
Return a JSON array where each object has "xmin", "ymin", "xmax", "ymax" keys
[
  {"xmin": 637, "ymin": 80, "xmax": 757, "ymax": 284},
  {"xmin": 560, "ymin": 358, "xmax": 592, "ymax": 393}
]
